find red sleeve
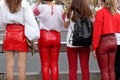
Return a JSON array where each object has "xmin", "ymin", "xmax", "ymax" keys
[
  {"xmin": 33, "ymin": 6, "xmax": 40, "ymax": 16},
  {"xmin": 92, "ymin": 11, "xmax": 103, "ymax": 51}
]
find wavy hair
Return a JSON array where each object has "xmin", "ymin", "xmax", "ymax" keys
[
  {"xmin": 5, "ymin": 0, "xmax": 22, "ymax": 13},
  {"xmin": 102, "ymin": 0, "xmax": 117, "ymax": 14}
]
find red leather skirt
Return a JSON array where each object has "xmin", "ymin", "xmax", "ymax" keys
[{"xmin": 3, "ymin": 24, "xmax": 28, "ymax": 52}]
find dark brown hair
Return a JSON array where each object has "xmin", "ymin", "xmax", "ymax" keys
[
  {"xmin": 5, "ymin": 0, "xmax": 22, "ymax": 13},
  {"xmin": 67, "ymin": 0, "xmax": 92, "ymax": 21}
]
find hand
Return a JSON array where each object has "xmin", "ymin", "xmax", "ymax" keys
[{"xmin": 92, "ymin": 51, "xmax": 96, "ymax": 58}]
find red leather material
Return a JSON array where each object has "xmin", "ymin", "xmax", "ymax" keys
[
  {"xmin": 3, "ymin": 24, "xmax": 28, "ymax": 52},
  {"xmin": 38, "ymin": 29, "xmax": 60, "ymax": 80},
  {"xmin": 96, "ymin": 34, "xmax": 117, "ymax": 80}
]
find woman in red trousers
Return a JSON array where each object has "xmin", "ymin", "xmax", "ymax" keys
[
  {"xmin": 92, "ymin": 0, "xmax": 120, "ymax": 80},
  {"xmin": 33, "ymin": 0, "xmax": 65, "ymax": 80},
  {"xmin": 64, "ymin": 0, "xmax": 93, "ymax": 80}
]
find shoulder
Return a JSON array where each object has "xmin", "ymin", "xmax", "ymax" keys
[
  {"xmin": 21, "ymin": 0, "xmax": 30, "ymax": 8},
  {"xmin": 37, "ymin": 4, "xmax": 47, "ymax": 9},
  {"xmin": 95, "ymin": 7, "xmax": 107, "ymax": 17},
  {"xmin": 55, "ymin": 5, "xmax": 64, "ymax": 10},
  {"xmin": 96, "ymin": 7, "xmax": 110, "ymax": 15},
  {"xmin": 0, "ymin": 0, "xmax": 5, "ymax": 7}
]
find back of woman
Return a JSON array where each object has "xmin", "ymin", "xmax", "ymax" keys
[
  {"xmin": 92, "ymin": 0, "xmax": 120, "ymax": 80},
  {"xmin": 64, "ymin": 0, "xmax": 93, "ymax": 80},
  {"xmin": 0, "ymin": 0, "xmax": 39, "ymax": 80},
  {"xmin": 33, "ymin": 0, "xmax": 65, "ymax": 80},
  {"xmin": 37, "ymin": 4, "xmax": 64, "ymax": 31}
]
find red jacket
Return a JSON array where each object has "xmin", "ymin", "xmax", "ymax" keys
[{"xmin": 92, "ymin": 7, "xmax": 120, "ymax": 51}]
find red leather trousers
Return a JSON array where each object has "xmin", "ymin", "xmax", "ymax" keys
[
  {"xmin": 96, "ymin": 34, "xmax": 117, "ymax": 80},
  {"xmin": 38, "ymin": 29, "xmax": 60, "ymax": 80},
  {"xmin": 67, "ymin": 46, "xmax": 90, "ymax": 80}
]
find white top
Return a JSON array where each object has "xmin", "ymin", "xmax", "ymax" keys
[
  {"xmin": 31, "ymin": 3, "xmax": 41, "ymax": 19},
  {"xmin": 0, "ymin": 0, "xmax": 40, "ymax": 40},
  {"xmin": 36, "ymin": 4, "xmax": 64, "ymax": 32},
  {"xmin": 115, "ymin": 33, "xmax": 120, "ymax": 45},
  {"xmin": 0, "ymin": 0, "xmax": 37, "ymax": 29},
  {"xmin": 115, "ymin": 10, "xmax": 120, "ymax": 45}
]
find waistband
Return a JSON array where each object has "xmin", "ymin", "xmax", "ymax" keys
[
  {"xmin": 40, "ymin": 29, "xmax": 59, "ymax": 33},
  {"xmin": 101, "ymin": 33, "xmax": 115, "ymax": 37},
  {"xmin": 7, "ymin": 24, "xmax": 24, "ymax": 27}
]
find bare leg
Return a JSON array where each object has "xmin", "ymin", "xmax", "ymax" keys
[
  {"xmin": 17, "ymin": 52, "xmax": 27, "ymax": 80},
  {"xmin": 5, "ymin": 51, "xmax": 15, "ymax": 80}
]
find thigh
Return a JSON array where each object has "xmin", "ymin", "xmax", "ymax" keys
[
  {"xmin": 39, "ymin": 47, "xmax": 50, "ymax": 66},
  {"xmin": 18, "ymin": 52, "xmax": 27, "ymax": 67},
  {"xmin": 79, "ymin": 46, "xmax": 90, "ymax": 67},
  {"xmin": 96, "ymin": 34, "xmax": 117, "ymax": 73},
  {"xmin": 5, "ymin": 51, "xmax": 15, "ymax": 66},
  {"xmin": 50, "ymin": 47, "xmax": 60, "ymax": 65},
  {"xmin": 67, "ymin": 47, "xmax": 78, "ymax": 67}
]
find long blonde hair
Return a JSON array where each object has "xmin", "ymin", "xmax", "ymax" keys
[
  {"xmin": 5, "ymin": 0, "xmax": 22, "ymax": 13},
  {"xmin": 104, "ymin": 0, "xmax": 117, "ymax": 15}
]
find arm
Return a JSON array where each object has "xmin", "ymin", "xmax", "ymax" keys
[
  {"xmin": 24, "ymin": 1, "xmax": 40, "ymax": 40},
  {"xmin": 0, "ymin": 6, "xmax": 6, "ymax": 30},
  {"xmin": 92, "ymin": 11, "xmax": 103, "ymax": 52},
  {"xmin": 64, "ymin": 15, "xmax": 70, "ymax": 28}
]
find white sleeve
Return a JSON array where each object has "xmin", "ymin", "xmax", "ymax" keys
[
  {"xmin": 24, "ymin": 1, "xmax": 40, "ymax": 40},
  {"xmin": 0, "ymin": 4, "xmax": 6, "ymax": 30}
]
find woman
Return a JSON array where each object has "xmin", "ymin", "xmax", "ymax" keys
[
  {"xmin": 114, "ymin": 3, "xmax": 120, "ymax": 80},
  {"xmin": 0, "ymin": 0, "xmax": 39, "ymax": 80},
  {"xmin": 92, "ymin": 0, "xmax": 120, "ymax": 80},
  {"xmin": 33, "ymin": 0, "xmax": 65, "ymax": 80},
  {"xmin": 115, "ymin": 32, "xmax": 120, "ymax": 80},
  {"xmin": 64, "ymin": 0, "xmax": 92, "ymax": 80}
]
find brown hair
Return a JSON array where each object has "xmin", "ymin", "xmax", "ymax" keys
[
  {"xmin": 67, "ymin": 0, "xmax": 92, "ymax": 22},
  {"xmin": 5, "ymin": 0, "xmax": 22, "ymax": 13}
]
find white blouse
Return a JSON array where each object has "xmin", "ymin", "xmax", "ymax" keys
[
  {"xmin": 35, "ymin": 4, "xmax": 65, "ymax": 32},
  {"xmin": 0, "ymin": 0, "xmax": 38, "ymax": 30}
]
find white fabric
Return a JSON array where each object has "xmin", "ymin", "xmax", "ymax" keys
[
  {"xmin": 36, "ymin": 4, "xmax": 64, "ymax": 32},
  {"xmin": 65, "ymin": 18, "xmax": 82, "ymax": 48},
  {"xmin": 65, "ymin": 11, "xmax": 93, "ymax": 47},
  {"xmin": 115, "ymin": 10, "xmax": 120, "ymax": 45},
  {"xmin": 0, "ymin": 0, "xmax": 40, "ymax": 40},
  {"xmin": 115, "ymin": 33, "xmax": 120, "ymax": 45}
]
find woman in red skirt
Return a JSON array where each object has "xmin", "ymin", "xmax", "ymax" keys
[{"xmin": 0, "ymin": 0, "xmax": 39, "ymax": 80}]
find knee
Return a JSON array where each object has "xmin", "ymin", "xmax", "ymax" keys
[
  {"xmin": 41, "ymin": 63, "xmax": 49, "ymax": 72},
  {"xmin": 6, "ymin": 60, "xmax": 14, "ymax": 69},
  {"xmin": 17, "ymin": 64, "xmax": 26, "ymax": 71},
  {"xmin": 101, "ymin": 72, "xmax": 109, "ymax": 78},
  {"xmin": 6, "ymin": 63, "xmax": 14, "ymax": 70}
]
